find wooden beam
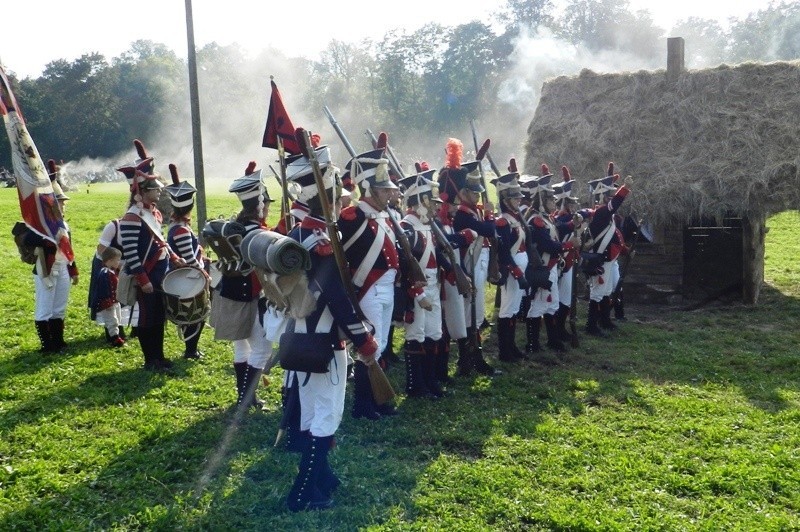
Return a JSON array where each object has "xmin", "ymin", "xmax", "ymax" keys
[{"xmin": 667, "ymin": 37, "xmax": 685, "ymax": 82}]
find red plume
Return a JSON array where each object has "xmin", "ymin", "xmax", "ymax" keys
[
  {"xmin": 169, "ymin": 163, "xmax": 180, "ymax": 185},
  {"xmin": 562, "ymin": 166, "xmax": 571, "ymax": 182},
  {"xmin": 415, "ymin": 162, "xmax": 423, "ymax": 173},
  {"xmin": 420, "ymin": 161, "xmax": 429, "ymax": 171},
  {"xmin": 508, "ymin": 158, "xmax": 518, "ymax": 173},
  {"xmin": 607, "ymin": 162, "xmax": 614, "ymax": 176},
  {"xmin": 476, "ymin": 139, "xmax": 490, "ymax": 161},
  {"xmin": 541, "ymin": 164, "xmax": 550, "ymax": 175},
  {"xmin": 377, "ymin": 132, "xmax": 388, "ymax": 150},
  {"xmin": 445, "ymin": 138, "xmax": 463, "ymax": 169},
  {"xmin": 245, "ymin": 161, "xmax": 257, "ymax": 175},
  {"xmin": 47, "ymin": 159, "xmax": 58, "ymax": 177},
  {"xmin": 134, "ymin": 139, "xmax": 148, "ymax": 160},
  {"xmin": 295, "ymin": 128, "xmax": 311, "ymax": 158}
]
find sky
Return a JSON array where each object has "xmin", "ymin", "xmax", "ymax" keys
[{"xmin": 0, "ymin": 0, "xmax": 777, "ymax": 79}]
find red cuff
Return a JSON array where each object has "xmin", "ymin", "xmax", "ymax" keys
[
  {"xmin": 357, "ymin": 336, "xmax": 378, "ymax": 357},
  {"xmin": 135, "ymin": 273, "xmax": 150, "ymax": 286}
]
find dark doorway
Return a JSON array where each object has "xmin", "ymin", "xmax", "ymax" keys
[{"xmin": 683, "ymin": 217, "xmax": 743, "ymax": 299}]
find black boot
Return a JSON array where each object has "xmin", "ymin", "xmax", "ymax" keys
[
  {"xmin": 142, "ymin": 325, "xmax": 173, "ymax": 371},
  {"xmin": 423, "ymin": 338, "xmax": 444, "ymax": 398},
  {"xmin": 456, "ymin": 337, "xmax": 473, "ymax": 377},
  {"xmin": 35, "ymin": 320, "xmax": 54, "ymax": 353},
  {"xmin": 436, "ymin": 335, "xmax": 453, "ymax": 385},
  {"xmin": 49, "ymin": 318, "xmax": 67, "ymax": 351},
  {"xmin": 280, "ymin": 374, "xmax": 304, "ymax": 452},
  {"xmin": 525, "ymin": 317, "xmax": 541, "ymax": 354},
  {"xmin": 470, "ymin": 327, "xmax": 500, "ymax": 376},
  {"xmin": 118, "ymin": 327, "xmax": 127, "ymax": 341},
  {"xmin": 233, "ymin": 362, "xmax": 248, "ymax": 405},
  {"xmin": 510, "ymin": 319, "xmax": 529, "ymax": 360},
  {"xmin": 404, "ymin": 340, "xmax": 431, "ymax": 398},
  {"xmin": 104, "ymin": 328, "xmax": 113, "ymax": 345},
  {"xmin": 182, "ymin": 322, "xmax": 204, "ymax": 359},
  {"xmin": 556, "ymin": 304, "xmax": 573, "ymax": 342},
  {"xmin": 286, "ymin": 435, "xmax": 335, "ymax": 512},
  {"xmin": 243, "ymin": 365, "xmax": 265, "ymax": 410},
  {"xmin": 599, "ymin": 296, "xmax": 617, "ymax": 331},
  {"xmin": 544, "ymin": 313, "xmax": 567, "ymax": 352},
  {"xmin": 381, "ymin": 325, "xmax": 401, "ymax": 367},
  {"xmin": 614, "ymin": 290, "xmax": 626, "ymax": 321},
  {"xmin": 496, "ymin": 318, "xmax": 516, "ymax": 362},
  {"xmin": 351, "ymin": 361, "xmax": 380, "ymax": 420},
  {"xmin": 317, "ymin": 435, "xmax": 341, "ymax": 499},
  {"xmin": 585, "ymin": 300, "xmax": 608, "ymax": 337}
]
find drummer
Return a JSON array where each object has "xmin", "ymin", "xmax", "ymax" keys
[{"xmin": 164, "ymin": 164, "xmax": 208, "ymax": 360}]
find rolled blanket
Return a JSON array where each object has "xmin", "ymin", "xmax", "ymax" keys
[{"xmin": 241, "ymin": 230, "xmax": 310, "ymax": 275}]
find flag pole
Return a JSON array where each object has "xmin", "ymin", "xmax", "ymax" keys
[{"xmin": 184, "ymin": 0, "xmax": 207, "ymax": 240}]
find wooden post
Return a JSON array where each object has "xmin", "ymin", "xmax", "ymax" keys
[
  {"xmin": 184, "ymin": 0, "xmax": 207, "ymax": 241},
  {"xmin": 667, "ymin": 37, "xmax": 685, "ymax": 82},
  {"xmin": 741, "ymin": 213, "xmax": 766, "ymax": 305}
]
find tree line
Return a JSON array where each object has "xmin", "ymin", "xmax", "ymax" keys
[{"xmin": 1, "ymin": 0, "xmax": 798, "ymax": 172}]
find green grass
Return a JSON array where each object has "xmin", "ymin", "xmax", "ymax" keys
[{"xmin": 1, "ymin": 186, "xmax": 798, "ymax": 530}]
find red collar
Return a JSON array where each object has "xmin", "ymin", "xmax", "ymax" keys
[{"xmin": 300, "ymin": 216, "xmax": 327, "ymax": 231}]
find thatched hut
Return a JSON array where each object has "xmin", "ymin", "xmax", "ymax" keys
[{"xmin": 524, "ymin": 47, "xmax": 800, "ymax": 305}]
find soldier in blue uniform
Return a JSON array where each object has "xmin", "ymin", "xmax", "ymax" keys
[
  {"xmin": 551, "ymin": 166, "xmax": 583, "ymax": 343},
  {"xmin": 282, "ymin": 143, "xmax": 379, "ymax": 512}
]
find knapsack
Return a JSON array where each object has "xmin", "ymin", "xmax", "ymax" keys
[{"xmin": 12, "ymin": 222, "xmax": 37, "ymax": 264}]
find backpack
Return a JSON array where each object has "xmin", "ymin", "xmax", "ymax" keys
[{"xmin": 12, "ymin": 222, "xmax": 37, "ymax": 264}]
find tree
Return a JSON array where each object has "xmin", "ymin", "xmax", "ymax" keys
[{"xmin": 671, "ymin": 17, "xmax": 730, "ymax": 67}]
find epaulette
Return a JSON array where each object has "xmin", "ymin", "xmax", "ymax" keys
[
  {"xmin": 532, "ymin": 216, "xmax": 546, "ymax": 228},
  {"xmin": 313, "ymin": 239, "xmax": 333, "ymax": 256},
  {"xmin": 496, "ymin": 217, "xmax": 509, "ymax": 227},
  {"xmin": 340, "ymin": 205, "xmax": 358, "ymax": 221}
]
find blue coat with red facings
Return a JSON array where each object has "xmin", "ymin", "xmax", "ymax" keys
[{"xmin": 580, "ymin": 186, "xmax": 630, "ymax": 257}]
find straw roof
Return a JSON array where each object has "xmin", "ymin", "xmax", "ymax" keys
[{"xmin": 525, "ymin": 61, "xmax": 800, "ymax": 226}]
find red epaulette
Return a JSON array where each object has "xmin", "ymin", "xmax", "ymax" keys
[
  {"xmin": 457, "ymin": 204, "xmax": 473, "ymax": 214},
  {"xmin": 532, "ymin": 216, "xmax": 546, "ymax": 228},
  {"xmin": 314, "ymin": 239, "xmax": 334, "ymax": 256},
  {"xmin": 496, "ymin": 217, "xmax": 508, "ymax": 227},
  {"xmin": 340, "ymin": 205, "xmax": 358, "ymax": 221}
]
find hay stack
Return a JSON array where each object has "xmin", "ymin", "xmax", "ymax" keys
[{"xmin": 526, "ymin": 62, "xmax": 800, "ymax": 226}]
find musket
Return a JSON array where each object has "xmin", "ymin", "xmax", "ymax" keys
[
  {"xmin": 322, "ymin": 107, "xmax": 426, "ymax": 288},
  {"xmin": 468, "ymin": 120, "xmax": 502, "ymax": 285},
  {"xmin": 267, "ymin": 163, "xmax": 292, "ymax": 231},
  {"xmin": 365, "ymin": 128, "xmax": 471, "ymax": 296},
  {"xmin": 297, "ymin": 127, "xmax": 395, "ymax": 404}
]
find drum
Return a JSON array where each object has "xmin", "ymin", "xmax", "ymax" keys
[{"xmin": 162, "ymin": 267, "xmax": 210, "ymax": 325}]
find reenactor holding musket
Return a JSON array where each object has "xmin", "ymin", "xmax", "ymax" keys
[
  {"xmin": 580, "ymin": 163, "xmax": 633, "ymax": 336},
  {"xmin": 337, "ymin": 147, "xmax": 402, "ymax": 420},
  {"xmin": 493, "ymin": 164, "xmax": 530, "ymax": 362},
  {"xmin": 398, "ymin": 168, "xmax": 446, "ymax": 399},
  {"xmin": 448, "ymin": 139, "xmax": 500, "ymax": 376},
  {"xmin": 551, "ymin": 166, "xmax": 583, "ymax": 343},
  {"xmin": 521, "ymin": 165, "xmax": 579, "ymax": 358}
]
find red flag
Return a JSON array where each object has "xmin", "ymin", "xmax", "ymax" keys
[
  {"xmin": 262, "ymin": 79, "xmax": 300, "ymax": 154},
  {"xmin": 0, "ymin": 65, "xmax": 74, "ymax": 263}
]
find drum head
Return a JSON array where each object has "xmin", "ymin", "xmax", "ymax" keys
[{"xmin": 163, "ymin": 268, "xmax": 207, "ymax": 298}]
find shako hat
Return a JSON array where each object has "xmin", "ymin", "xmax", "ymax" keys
[
  {"xmin": 493, "ymin": 158, "xmax": 522, "ymax": 200},
  {"xmin": 587, "ymin": 162, "xmax": 619, "ymax": 197},
  {"xmin": 553, "ymin": 165, "xmax": 579, "ymax": 203},
  {"xmin": 285, "ymin": 128, "xmax": 340, "ymax": 204},
  {"xmin": 164, "ymin": 164, "xmax": 197, "ymax": 208},
  {"xmin": 345, "ymin": 141, "xmax": 396, "ymax": 194},
  {"xmin": 400, "ymin": 169, "xmax": 436, "ymax": 207},
  {"xmin": 230, "ymin": 161, "xmax": 272, "ymax": 210},
  {"xmin": 117, "ymin": 139, "xmax": 162, "ymax": 192}
]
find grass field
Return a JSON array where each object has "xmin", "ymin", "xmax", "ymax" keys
[{"xmin": 0, "ymin": 185, "xmax": 798, "ymax": 531}]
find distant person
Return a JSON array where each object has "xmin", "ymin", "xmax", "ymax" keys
[{"xmin": 93, "ymin": 247, "xmax": 126, "ymax": 348}]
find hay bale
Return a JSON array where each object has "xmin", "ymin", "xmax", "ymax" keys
[{"xmin": 526, "ymin": 62, "xmax": 800, "ymax": 226}]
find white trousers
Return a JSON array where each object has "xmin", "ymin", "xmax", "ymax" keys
[
  {"xmin": 359, "ymin": 270, "xmax": 396, "ymax": 359},
  {"xmin": 233, "ymin": 309, "xmax": 272, "ymax": 369},
  {"xmin": 34, "ymin": 263, "xmax": 70, "ymax": 321},
  {"xmin": 404, "ymin": 268, "xmax": 442, "ymax": 343},
  {"xmin": 298, "ymin": 349, "xmax": 348, "ymax": 437},
  {"xmin": 97, "ymin": 303, "xmax": 122, "ymax": 336},
  {"xmin": 464, "ymin": 247, "xmax": 489, "ymax": 328},
  {"xmin": 588, "ymin": 260, "xmax": 616, "ymax": 302},
  {"xmin": 527, "ymin": 265, "xmax": 560, "ymax": 318},
  {"xmin": 441, "ymin": 279, "xmax": 467, "ymax": 340},
  {"xmin": 558, "ymin": 267, "xmax": 574, "ymax": 306},
  {"xmin": 499, "ymin": 252, "xmax": 528, "ymax": 319}
]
